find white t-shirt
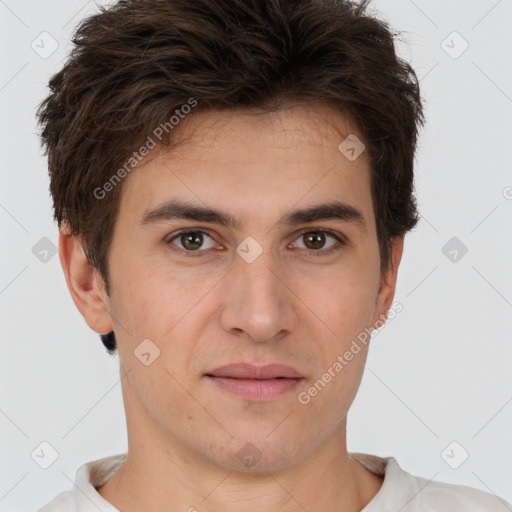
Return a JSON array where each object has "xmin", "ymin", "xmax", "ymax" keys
[{"xmin": 37, "ymin": 452, "xmax": 510, "ymax": 511}]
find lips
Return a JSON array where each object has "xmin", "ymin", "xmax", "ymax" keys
[
  {"xmin": 205, "ymin": 363, "xmax": 304, "ymax": 400},
  {"xmin": 206, "ymin": 363, "xmax": 303, "ymax": 379}
]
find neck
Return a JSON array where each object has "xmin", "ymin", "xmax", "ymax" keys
[{"xmin": 97, "ymin": 423, "xmax": 382, "ymax": 512}]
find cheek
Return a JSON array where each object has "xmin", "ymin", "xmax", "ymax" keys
[
  {"xmin": 110, "ymin": 255, "xmax": 206, "ymax": 337},
  {"xmin": 297, "ymin": 339, "xmax": 369, "ymax": 431},
  {"xmin": 112, "ymin": 272, "xmax": 211, "ymax": 383},
  {"xmin": 294, "ymin": 262, "xmax": 378, "ymax": 338}
]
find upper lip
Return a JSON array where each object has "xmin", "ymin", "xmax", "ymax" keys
[{"xmin": 206, "ymin": 363, "xmax": 303, "ymax": 379}]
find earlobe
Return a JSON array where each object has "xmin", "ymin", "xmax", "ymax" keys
[
  {"xmin": 58, "ymin": 224, "xmax": 113, "ymax": 334},
  {"xmin": 373, "ymin": 236, "xmax": 404, "ymax": 326}
]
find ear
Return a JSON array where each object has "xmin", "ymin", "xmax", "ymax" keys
[
  {"xmin": 372, "ymin": 236, "xmax": 404, "ymax": 327},
  {"xmin": 58, "ymin": 224, "xmax": 113, "ymax": 334}
]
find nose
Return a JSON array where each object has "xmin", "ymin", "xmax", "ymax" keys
[{"xmin": 219, "ymin": 244, "xmax": 299, "ymax": 343}]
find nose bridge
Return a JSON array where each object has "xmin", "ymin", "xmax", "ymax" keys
[
  {"xmin": 220, "ymin": 237, "xmax": 296, "ymax": 341},
  {"xmin": 236, "ymin": 239, "xmax": 283, "ymax": 306}
]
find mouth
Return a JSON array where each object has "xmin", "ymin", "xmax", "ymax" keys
[{"xmin": 205, "ymin": 363, "xmax": 304, "ymax": 401}]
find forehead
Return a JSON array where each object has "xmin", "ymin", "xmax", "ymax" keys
[
  {"xmin": 116, "ymin": 104, "xmax": 374, "ymax": 231},
  {"xmin": 161, "ymin": 104, "xmax": 367, "ymax": 163}
]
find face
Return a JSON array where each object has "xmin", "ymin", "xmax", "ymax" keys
[{"xmin": 75, "ymin": 104, "xmax": 402, "ymax": 472}]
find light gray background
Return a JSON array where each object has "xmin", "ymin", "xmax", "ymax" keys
[{"xmin": 1, "ymin": 0, "xmax": 511, "ymax": 510}]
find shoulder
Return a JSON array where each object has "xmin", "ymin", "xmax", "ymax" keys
[
  {"xmin": 350, "ymin": 452, "xmax": 511, "ymax": 512},
  {"xmin": 37, "ymin": 490, "xmax": 77, "ymax": 512},
  {"xmin": 417, "ymin": 478, "xmax": 511, "ymax": 511},
  {"xmin": 36, "ymin": 452, "xmax": 126, "ymax": 511}
]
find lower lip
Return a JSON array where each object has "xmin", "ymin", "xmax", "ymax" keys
[{"xmin": 206, "ymin": 376, "xmax": 303, "ymax": 400}]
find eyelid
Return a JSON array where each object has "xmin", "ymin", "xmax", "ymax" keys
[{"xmin": 293, "ymin": 227, "xmax": 347, "ymax": 244}]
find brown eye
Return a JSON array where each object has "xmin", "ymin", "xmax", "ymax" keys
[
  {"xmin": 167, "ymin": 230, "xmax": 216, "ymax": 252},
  {"xmin": 181, "ymin": 232, "xmax": 203, "ymax": 250},
  {"xmin": 294, "ymin": 230, "xmax": 342, "ymax": 252},
  {"xmin": 303, "ymin": 232, "xmax": 327, "ymax": 250}
]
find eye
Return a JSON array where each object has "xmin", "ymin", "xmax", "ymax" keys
[
  {"xmin": 166, "ymin": 228, "xmax": 346, "ymax": 258},
  {"xmin": 167, "ymin": 230, "xmax": 218, "ymax": 254},
  {"xmin": 291, "ymin": 229, "xmax": 345, "ymax": 254}
]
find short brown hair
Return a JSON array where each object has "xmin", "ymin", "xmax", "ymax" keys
[{"xmin": 36, "ymin": 0, "xmax": 425, "ymax": 353}]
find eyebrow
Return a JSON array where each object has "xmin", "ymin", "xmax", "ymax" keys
[{"xmin": 140, "ymin": 199, "xmax": 366, "ymax": 232}]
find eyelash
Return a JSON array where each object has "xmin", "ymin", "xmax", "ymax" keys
[{"xmin": 165, "ymin": 228, "xmax": 346, "ymax": 258}]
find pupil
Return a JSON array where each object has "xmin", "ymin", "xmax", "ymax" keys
[
  {"xmin": 183, "ymin": 232, "xmax": 203, "ymax": 250},
  {"xmin": 305, "ymin": 232, "xmax": 325, "ymax": 249}
]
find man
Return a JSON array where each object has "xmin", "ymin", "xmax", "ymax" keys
[{"xmin": 36, "ymin": 0, "xmax": 510, "ymax": 510}]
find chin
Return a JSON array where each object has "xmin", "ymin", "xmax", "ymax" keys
[{"xmin": 202, "ymin": 431, "xmax": 310, "ymax": 474}]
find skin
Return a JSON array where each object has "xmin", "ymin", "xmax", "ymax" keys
[{"xmin": 59, "ymin": 103, "xmax": 403, "ymax": 512}]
